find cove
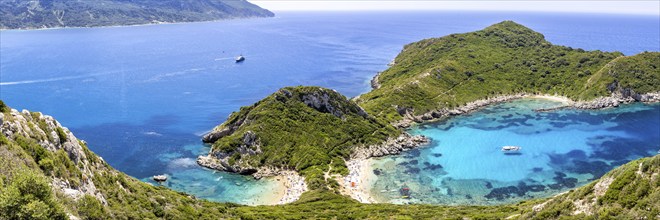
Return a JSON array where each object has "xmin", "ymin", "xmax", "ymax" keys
[
  {"xmin": 366, "ymin": 99, "xmax": 660, "ymax": 205},
  {"xmin": 1, "ymin": 12, "xmax": 658, "ymax": 205}
]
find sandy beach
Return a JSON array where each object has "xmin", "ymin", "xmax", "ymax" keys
[
  {"xmin": 250, "ymin": 170, "xmax": 308, "ymax": 205},
  {"xmin": 275, "ymin": 171, "xmax": 308, "ymax": 205},
  {"xmin": 337, "ymin": 159, "xmax": 377, "ymax": 203},
  {"xmin": 531, "ymin": 94, "xmax": 573, "ymax": 104}
]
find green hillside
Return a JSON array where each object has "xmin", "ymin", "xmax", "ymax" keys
[
  {"xmin": 202, "ymin": 86, "xmax": 399, "ymax": 189},
  {"xmin": 356, "ymin": 21, "xmax": 659, "ymax": 122},
  {"xmin": 1, "ymin": 100, "xmax": 658, "ymax": 219}
]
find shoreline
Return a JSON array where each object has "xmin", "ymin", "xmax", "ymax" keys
[
  {"xmin": 338, "ymin": 92, "xmax": 660, "ymax": 204},
  {"xmin": 274, "ymin": 171, "xmax": 308, "ymax": 205},
  {"xmin": 337, "ymin": 133, "xmax": 429, "ymax": 203},
  {"xmin": 339, "ymin": 159, "xmax": 377, "ymax": 203},
  {"xmin": 197, "ymin": 156, "xmax": 307, "ymax": 205},
  {"xmin": 530, "ymin": 94, "xmax": 572, "ymax": 104},
  {"xmin": 393, "ymin": 92, "xmax": 660, "ymax": 128},
  {"xmin": 0, "ymin": 15, "xmax": 273, "ymax": 32}
]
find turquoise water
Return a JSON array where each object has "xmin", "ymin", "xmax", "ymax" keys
[
  {"xmin": 1, "ymin": 12, "xmax": 658, "ymax": 204},
  {"xmin": 368, "ymin": 99, "xmax": 660, "ymax": 205}
]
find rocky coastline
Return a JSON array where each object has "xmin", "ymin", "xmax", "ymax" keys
[
  {"xmin": 340, "ymin": 133, "xmax": 429, "ymax": 202},
  {"xmin": 392, "ymin": 94, "xmax": 527, "ymax": 128},
  {"xmin": 351, "ymin": 132, "xmax": 429, "ymax": 160},
  {"xmin": 393, "ymin": 92, "xmax": 660, "ymax": 128}
]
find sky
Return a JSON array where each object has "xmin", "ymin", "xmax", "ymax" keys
[{"xmin": 249, "ymin": 0, "xmax": 660, "ymax": 15}]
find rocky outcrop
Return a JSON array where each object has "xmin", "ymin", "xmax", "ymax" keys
[
  {"xmin": 197, "ymin": 154, "xmax": 258, "ymax": 175},
  {"xmin": 202, "ymin": 115, "xmax": 247, "ymax": 143},
  {"xmin": 0, "ymin": 108, "xmax": 106, "ymax": 204},
  {"xmin": 198, "ymin": 131, "xmax": 262, "ymax": 175},
  {"xmin": 371, "ymin": 72, "xmax": 382, "ymax": 89},
  {"xmin": 291, "ymin": 87, "xmax": 369, "ymax": 119},
  {"xmin": 393, "ymin": 94, "xmax": 526, "ymax": 128},
  {"xmin": 393, "ymin": 92, "xmax": 660, "ymax": 128},
  {"xmin": 573, "ymin": 92, "xmax": 660, "ymax": 109},
  {"xmin": 351, "ymin": 133, "xmax": 429, "ymax": 159}
]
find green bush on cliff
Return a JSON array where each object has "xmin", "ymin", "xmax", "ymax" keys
[
  {"xmin": 0, "ymin": 100, "xmax": 9, "ymax": 113},
  {"xmin": 0, "ymin": 170, "xmax": 68, "ymax": 220},
  {"xmin": 357, "ymin": 21, "xmax": 659, "ymax": 122}
]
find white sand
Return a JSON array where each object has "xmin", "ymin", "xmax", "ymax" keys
[
  {"xmin": 531, "ymin": 94, "xmax": 573, "ymax": 104},
  {"xmin": 337, "ymin": 159, "xmax": 377, "ymax": 203},
  {"xmin": 276, "ymin": 171, "xmax": 308, "ymax": 205}
]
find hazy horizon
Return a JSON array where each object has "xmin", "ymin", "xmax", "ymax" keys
[{"xmin": 250, "ymin": 0, "xmax": 660, "ymax": 16}]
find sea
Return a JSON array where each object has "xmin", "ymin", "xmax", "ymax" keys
[{"xmin": 1, "ymin": 11, "xmax": 659, "ymax": 205}]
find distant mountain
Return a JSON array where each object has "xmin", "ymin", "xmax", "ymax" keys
[{"xmin": 0, "ymin": 0, "xmax": 274, "ymax": 29}]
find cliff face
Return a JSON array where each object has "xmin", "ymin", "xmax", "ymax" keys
[{"xmin": 0, "ymin": 0, "xmax": 274, "ymax": 29}]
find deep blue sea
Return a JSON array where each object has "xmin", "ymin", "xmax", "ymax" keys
[{"xmin": 1, "ymin": 11, "xmax": 659, "ymax": 204}]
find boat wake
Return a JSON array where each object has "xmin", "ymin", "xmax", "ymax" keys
[
  {"xmin": 214, "ymin": 57, "xmax": 235, "ymax": 61},
  {"xmin": 0, "ymin": 72, "xmax": 110, "ymax": 86}
]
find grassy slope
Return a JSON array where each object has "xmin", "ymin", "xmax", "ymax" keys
[
  {"xmin": 522, "ymin": 155, "xmax": 660, "ymax": 219},
  {"xmin": 356, "ymin": 21, "xmax": 659, "ymax": 122},
  {"xmin": 0, "ymin": 101, "xmax": 233, "ymax": 219},
  {"xmin": 581, "ymin": 51, "xmax": 660, "ymax": 98},
  {"xmin": 2, "ymin": 99, "xmax": 657, "ymax": 219},
  {"xmin": 206, "ymin": 86, "xmax": 399, "ymax": 189}
]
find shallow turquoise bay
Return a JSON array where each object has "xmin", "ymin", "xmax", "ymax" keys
[
  {"xmin": 1, "ymin": 12, "xmax": 658, "ymax": 204},
  {"xmin": 367, "ymin": 99, "xmax": 660, "ymax": 205}
]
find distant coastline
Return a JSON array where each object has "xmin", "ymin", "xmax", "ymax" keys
[
  {"xmin": 0, "ymin": 16, "xmax": 274, "ymax": 31},
  {"xmin": 0, "ymin": 0, "xmax": 274, "ymax": 30}
]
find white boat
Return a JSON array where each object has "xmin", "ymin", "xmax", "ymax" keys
[
  {"xmin": 235, "ymin": 55, "xmax": 245, "ymax": 63},
  {"xmin": 153, "ymin": 175, "xmax": 167, "ymax": 182},
  {"xmin": 501, "ymin": 146, "xmax": 521, "ymax": 151}
]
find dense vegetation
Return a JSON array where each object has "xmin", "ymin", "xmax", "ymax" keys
[
  {"xmin": 205, "ymin": 86, "xmax": 399, "ymax": 189},
  {"xmin": 356, "ymin": 21, "xmax": 659, "ymax": 122},
  {"xmin": 1, "ymin": 21, "xmax": 659, "ymax": 219},
  {"xmin": 1, "ymin": 104, "xmax": 657, "ymax": 219},
  {"xmin": 522, "ymin": 155, "xmax": 660, "ymax": 219},
  {"xmin": 580, "ymin": 52, "xmax": 660, "ymax": 98},
  {"xmin": 0, "ymin": 0, "xmax": 274, "ymax": 29}
]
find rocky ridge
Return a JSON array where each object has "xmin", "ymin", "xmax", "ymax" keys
[{"xmin": 0, "ymin": 108, "xmax": 107, "ymax": 204}]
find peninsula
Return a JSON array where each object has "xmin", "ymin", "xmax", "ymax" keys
[
  {"xmin": 198, "ymin": 21, "xmax": 659, "ymax": 198},
  {"xmin": 1, "ymin": 21, "xmax": 658, "ymax": 219}
]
